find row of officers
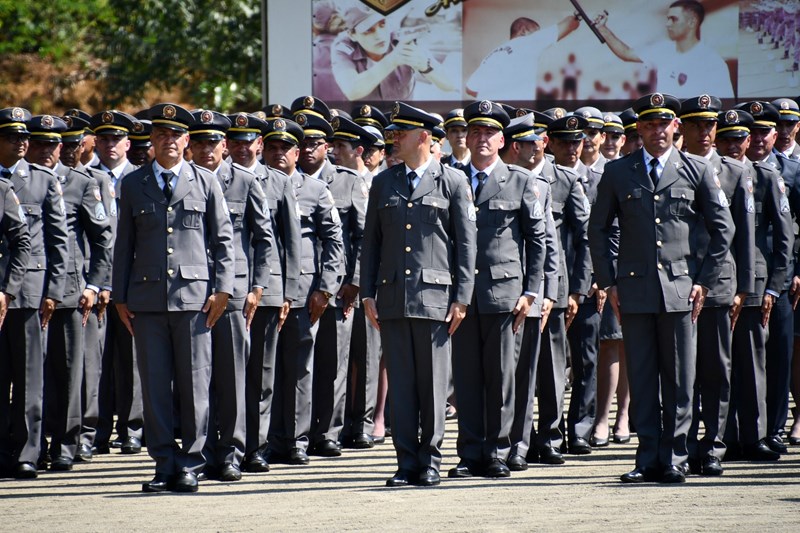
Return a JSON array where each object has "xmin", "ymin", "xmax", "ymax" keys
[{"xmin": 0, "ymin": 91, "xmax": 799, "ymax": 492}]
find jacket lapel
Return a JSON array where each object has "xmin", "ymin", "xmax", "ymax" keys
[
  {"xmin": 477, "ymin": 161, "xmax": 505, "ymax": 205},
  {"xmin": 654, "ymin": 149, "xmax": 684, "ymax": 192},
  {"xmin": 628, "ymin": 149, "xmax": 654, "ymax": 192},
  {"xmin": 141, "ymin": 163, "xmax": 166, "ymax": 204},
  {"xmin": 169, "ymin": 164, "xmax": 194, "ymax": 205},
  {"xmin": 391, "ymin": 165, "xmax": 410, "ymax": 200},
  {"xmin": 409, "ymin": 162, "xmax": 439, "ymax": 201},
  {"xmin": 11, "ymin": 160, "xmax": 31, "ymax": 193}
]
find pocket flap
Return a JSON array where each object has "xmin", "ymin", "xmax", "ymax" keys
[
  {"xmin": 488, "ymin": 199, "xmax": 516, "ymax": 211},
  {"xmin": 21, "ymin": 204, "xmax": 42, "ymax": 216},
  {"xmin": 227, "ymin": 201, "xmax": 246, "ymax": 214},
  {"xmin": 670, "ymin": 188, "xmax": 695, "ymax": 201},
  {"xmin": 380, "ymin": 196, "xmax": 400, "ymax": 209},
  {"xmin": 133, "ymin": 265, "xmax": 161, "ymax": 282},
  {"xmin": 183, "ymin": 199, "xmax": 207, "ymax": 213},
  {"xmin": 490, "ymin": 262, "xmax": 522, "ymax": 280},
  {"xmin": 179, "ymin": 264, "xmax": 210, "ymax": 281},
  {"xmin": 133, "ymin": 202, "xmax": 155, "ymax": 216},
  {"xmin": 670, "ymin": 260, "xmax": 690, "ymax": 276},
  {"xmin": 551, "ymin": 201, "xmax": 564, "ymax": 213},
  {"xmin": 421, "ymin": 268, "xmax": 452, "ymax": 285},
  {"xmin": 623, "ymin": 188, "xmax": 642, "ymax": 200},
  {"xmin": 618, "ymin": 261, "xmax": 647, "ymax": 278},
  {"xmin": 421, "ymin": 196, "xmax": 449, "ymax": 209}
]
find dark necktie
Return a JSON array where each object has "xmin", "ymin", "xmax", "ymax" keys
[
  {"xmin": 162, "ymin": 171, "xmax": 174, "ymax": 202},
  {"xmin": 407, "ymin": 171, "xmax": 416, "ymax": 194},
  {"xmin": 474, "ymin": 171, "xmax": 487, "ymax": 202},
  {"xmin": 649, "ymin": 158, "xmax": 659, "ymax": 186},
  {"xmin": 0, "ymin": 169, "xmax": 11, "ymax": 181}
]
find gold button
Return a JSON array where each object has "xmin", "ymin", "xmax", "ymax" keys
[
  {"xmin": 681, "ymin": 194, "xmax": 686, "ymax": 199},
  {"xmin": 27, "ymin": 208, "xmax": 32, "ymax": 213},
  {"xmin": 382, "ymin": 279, "xmax": 387, "ymax": 283},
  {"xmin": 37, "ymin": 263, "xmax": 41, "ymax": 268},
  {"xmin": 167, "ymin": 268, "xmax": 174, "ymax": 275},
  {"xmin": 194, "ymin": 205, "xmax": 200, "ymax": 211},
  {"xmin": 405, "ymin": 269, "xmax": 411, "ymax": 275},
  {"xmin": 405, "ymin": 247, "xmax": 411, "ymax": 252},
  {"xmin": 407, "ymin": 202, "xmax": 413, "ymax": 208},
  {"xmin": 143, "ymin": 276, "xmax": 147, "ymax": 281},
  {"xmin": 167, "ymin": 206, "xmax": 173, "ymax": 212},
  {"xmin": 230, "ymin": 208, "xmax": 236, "ymax": 213},
  {"xmin": 504, "ymin": 272, "xmax": 509, "ymax": 278},
  {"xmin": 432, "ymin": 201, "xmax": 438, "ymax": 207},
  {"xmin": 655, "ymin": 218, "xmax": 661, "ymax": 224},
  {"xmin": 684, "ymin": 269, "xmax": 689, "ymax": 274},
  {"xmin": 626, "ymin": 194, "xmax": 631, "ymax": 199},
  {"xmin": 475, "ymin": 207, "xmax": 480, "ymax": 212},
  {"xmin": 406, "ymin": 224, "xmax": 412, "ymax": 230},
  {"xmin": 657, "ymin": 263, "xmax": 663, "ymax": 270},
  {"xmin": 654, "ymin": 194, "xmax": 660, "ymax": 200},
  {"xmin": 139, "ymin": 209, "xmax": 145, "ymax": 214},
  {"xmin": 629, "ymin": 271, "xmax": 635, "ymax": 276},
  {"xmin": 194, "ymin": 273, "xmax": 199, "ymax": 279},
  {"xmin": 434, "ymin": 278, "xmax": 439, "ymax": 283},
  {"xmin": 475, "ymin": 269, "xmax": 479, "ymax": 274},
  {"xmin": 167, "ymin": 227, "xmax": 174, "ymax": 233},
  {"xmin": 300, "ymin": 269, "xmax": 305, "ymax": 274},
  {"xmin": 167, "ymin": 247, "xmax": 174, "ymax": 254},
  {"xmin": 656, "ymin": 240, "xmax": 662, "ymax": 247}
]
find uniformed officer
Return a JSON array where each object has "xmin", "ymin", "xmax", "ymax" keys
[
  {"xmin": 500, "ymin": 112, "xmax": 560, "ymax": 471},
  {"xmin": 361, "ymin": 102, "xmax": 477, "ymax": 487},
  {"xmin": 88, "ymin": 110, "xmax": 144, "ymax": 455},
  {"xmin": 224, "ymin": 112, "xmax": 302, "ymax": 474},
  {"xmin": 619, "ymin": 108, "xmax": 643, "ymax": 156},
  {"xmin": 772, "ymin": 98, "xmax": 800, "ymax": 160},
  {"xmin": 129, "ymin": 113, "xmax": 154, "ymax": 166},
  {"xmin": 261, "ymin": 116, "xmax": 343, "ymax": 465},
  {"xmin": 361, "ymin": 125, "xmax": 385, "ymax": 176},
  {"xmin": 25, "ymin": 115, "xmax": 113, "ymax": 472},
  {"xmin": 352, "ymin": 103, "xmax": 388, "ymax": 132},
  {"xmin": 188, "ymin": 110, "xmax": 273, "ymax": 481},
  {"xmin": 292, "ymin": 107, "xmax": 365, "ymax": 457},
  {"xmin": 589, "ymin": 93, "xmax": 734, "ymax": 484},
  {"xmin": 441, "ymin": 108, "xmax": 470, "ymax": 172},
  {"xmin": 715, "ymin": 108, "xmax": 793, "ymax": 463},
  {"xmin": 0, "ymin": 107, "xmax": 69, "ymax": 479},
  {"xmin": 447, "ymin": 101, "xmax": 546, "ymax": 479},
  {"xmin": 600, "ymin": 113, "xmax": 626, "ymax": 161},
  {"xmin": 678, "ymin": 96, "xmax": 756, "ymax": 476},
  {"xmin": 575, "ymin": 106, "xmax": 608, "ymax": 172},
  {"xmin": 113, "ymin": 103, "xmax": 235, "ymax": 493},
  {"xmin": 63, "ymin": 109, "xmax": 97, "ymax": 168}
]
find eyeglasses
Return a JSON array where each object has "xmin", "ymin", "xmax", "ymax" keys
[
  {"xmin": 300, "ymin": 140, "xmax": 326, "ymax": 151},
  {"xmin": 0, "ymin": 134, "xmax": 30, "ymax": 144}
]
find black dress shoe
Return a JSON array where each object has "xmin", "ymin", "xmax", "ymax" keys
[
  {"xmin": 484, "ymin": 458, "xmax": 511, "ymax": 478},
  {"xmin": 568, "ymin": 437, "xmax": 592, "ymax": 455},
  {"xmin": 700, "ymin": 456, "xmax": 723, "ymax": 476},
  {"xmin": 75, "ymin": 444, "xmax": 93, "ymax": 462},
  {"xmin": 93, "ymin": 443, "xmax": 111, "ymax": 455},
  {"xmin": 589, "ymin": 435, "xmax": 609, "ymax": 448},
  {"xmin": 243, "ymin": 452, "xmax": 270, "ymax": 473},
  {"xmin": 789, "ymin": 436, "xmax": 800, "ymax": 446},
  {"xmin": 743, "ymin": 440, "xmax": 780, "ymax": 461},
  {"xmin": 218, "ymin": 463, "xmax": 242, "ymax": 482},
  {"xmin": 288, "ymin": 448, "xmax": 310, "ymax": 465},
  {"xmin": 386, "ymin": 469, "xmax": 414, "ymax": 487},
  {"xmin": 538, "ymin": 446, "xmax": 565, "ymax": 465},
  {"xmin": 173, "ymin": 472, "xmax": 199, "ymax": 493},
  {"xmin": 15, "ymin": 462, "xmax": 38, "ymax": 479},
  {"xmin": 110, "ymin": 438, "xmax": 123, "ymax": 449},
  {"xmin": 142, "ymin": 474, "xmax": 171, "ymax": 493},
  {"xmin": 448, "ymin": 459, "xmax": 481, "ymax": 478},
  {"xmin": 371, "ymin": 435, "xmax": 386, "ymax": 445},
  {"xmin": 620, "ymin": 467, "xmax": 659, "ymax": 483},
  {"xmin": 310, "ymin": 440, "xmax": 341, "ymax": 457},
  {"xmin": 121, "ymin": 436, "xmax": 142, "ymax": 454},
  {"xmin": 765, "ymin": 435, "xmax": 787, "ymax": 454},
  {"xmin": 507, "ymin": 454, "xmax": 528, "ymax": 472},
  {"xmin": 350, "ymin": 433, "xmax": 375, "ymax": 449},
  {"xmin": 661, "ymin": 464, "xmax": 686, "ymax": 484},
  {"xmin": 49, "ymin": 456, "xmax": 74, "ymax": 471},
  {"xmin": 416, "ymin": 467, "xmax": 440, "ymax": 487}
]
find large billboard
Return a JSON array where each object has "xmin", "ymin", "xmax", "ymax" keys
[{"xmin": 302, "ymin": 0, "xmax": 799, "ymax": 108}]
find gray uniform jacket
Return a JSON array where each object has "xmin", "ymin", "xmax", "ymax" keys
[
  {"xmin": 3, "ymin": 160, "xmax": 68, "ymax": 308},
  {"xmin": 317, "ymin": 161, "xmax": 367, "ymax": 306},
  {"xmin": 361, "ymin": 160, "xmax": 477, "ymax": 321},
  {"xmin": 289, "ymin": 170, "xmax": 344, "ymax": 308},
  {"xmin": 112, "ymin": 162, "xmax": 235, "ymax": 312},
  {"xmin": 214, "ymin": 161, "xmax": 273, "ymax": 310},
  {"xmin": 472, "ymin": 161, "xmax": 546, "ymax": 314},
  {"xmin": 0, "ymin": 180, "xmax": 31, "ymax": 299},
  {"xmin": 589, "ymin": 148, "xmax": 734, "ymax": 314},
  {"xmin": 251, "ymin": 162, "xmax": 301, "ymax": 307}
]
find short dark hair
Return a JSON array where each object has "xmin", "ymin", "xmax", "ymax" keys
[
  {"xmin": 510, "ymin": 17, "xmax": 539, "ymax": 39},
  {"xmin": 669, "ymin": 0, "xmax": 705, "ymax": 27}
]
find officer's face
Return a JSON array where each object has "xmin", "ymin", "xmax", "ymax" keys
[
  {"xmin": 190, "ymin": 138, "xmax": 226, "ymax": 171},
  {"xmin": 299, "ymin": 137, "xmax": 329, "ymax": 171},
  {"xmin": 392, "ymin": 128, "xmax": 426, "ymax": 161},
  {"xmin": 26, "ymin": 139, "xmax": 61, "ymax": 169},
  {"xmin": 776, "ymin": 120, "xmax": 800, "ymax": 151},
  {"xmin": 331, "ymin": 139, "xmax": 360, "ymax": 170},
  {"xmin": 666, "ymin": 7, "xmax": 693, "ymax": 41},
  {"xmin": 96, "ymin": 133, "xmax": 130, "ymax": 167},
  {"xmin": 362, "ymin": 146, "xmax": 384, "ymax": 172},
  {"xmin": 446, "ymin": 126, "xmax": 467, "ymax": 150},
  {"xmin": 746, "ymin": 127, "xmax": 777, "ymax": 161},
  {"xmin": 601, "ymin": 132, "xmax": 625, "ymax": 160},
  {"xmin": 129, "ymin": 145, "xmax": 154, "ymax": 166},
  {"xmin": 512, "ymin": 141, "xmax": 537, "ymax": 170},
  {"xmin": 228, "ymin": 137, "xmax": 262, "ymax": 167},
  {"xmin": 621, "ymin": 130, "xmax": 642, "ymax": 155},
  {"xmin": 59, "ymin": 140, "xmax": 84, "ymax": 168},
  {"xmin": 680, "ymin": 119, "xmax": 717, "ymax": 156},
  {"xmin": 467, "ymin": 125, "xmax": 504, "ymax": 163},
  {"xmin": 263, "ymin": 140, "xmax": 298, "ymax": 174},
  {"xmin": 430, "ymin": 139, "xmax": 443, "ymax": 161},
  {"xmin": 351, "ymin": 18, "xmax": 391, "ymax": 56},
  {"xmin": 80, "ymin": 134, "xmax": 96, "ymax": 165},
  {"xmin": 716, "ymin": 135, "xmax": 750, "ymax": 161},
  {"xmin": 549, "ymin": 137, "xmax": 583, "ymax": 167},
  {"xmin": 582, "ymin": 128, "xmax": 605, "ymax": 157},
  {"xmin": 151, "ymin": 127, "xmax": 189, "ymax": 165},
  {"xmin": 637, "ymin": 118, "xmax": 678, "ymax": 156}
]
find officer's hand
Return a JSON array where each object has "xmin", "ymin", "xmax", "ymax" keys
[
  {"xmin": 363, "ymin": 297, "xmax": 380, "ymax": 331},
  {"xmin": 761, "ymin": 293, "xmax": 775, "ymax": 328},
  {"xmin": 445, "ymin": 302, "xmax": 468, "ymax": 335},
  {"xmin": 97, "ymin": 290, "xmax": 111, "ymax": 321},
  {"xmin": 512, "ymin": 294, "xmax": 536, "ymax": 334},
  {"xmin": 337, "ymin": 284, "xmax": 360, "ymax": 318},
  {"xmin": 596, "ymin": 287, "xmax": 607, "ymax": 314},
  {"xmin": 39, "ymin": 297, "xmax": 57, "ymax": 330},
  {"xmin": 540, "ymin": 298, "xmax": 554, "ymax": 333},
  {"xmin": 243, "ymin": 287, "xmax": 263, "ymax": 331},
  {"xmin": 790, "ymin": 276, "xmax": 800, "ymax": 309},
  {"xmin": 203, "ymin": 292, "xmax": 229, "ymax": 328},
  {"xmin": 689, "ymin": 284, "xmax": 708, "ymax": 323},
  {"xmin": 278, "ymin": 300, "xmax": 290, "ymax": 332},
  {"xmin": 607, "ymin": 286, "xmax": 621, "ymax": 322},
  {"xmin": 565, "ymin": 293, "xmax": 580, "ymax": 330},
  {"xmin": 308, "ymin": 290, "xmax": 330, "ymax": 325},
  {"xmin": 115, "ymin": 302, "xmax": 135, "ymax": 336},
  {"xmin": 79, "ymin": 288, "xmax": 96, "ymax": 327},
  {"xmin": 730, "ymin": 292, "xmax": 746, "ymax": 331},
  {"xmin": 0, "ymin": 292, "xmax": 9, "ymax": 331}
]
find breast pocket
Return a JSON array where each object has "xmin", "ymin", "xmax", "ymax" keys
[
  {"xmin": 421, "ymin": 268, "xmax": 452, "ymax": 308},
  {"xmin": 182, "ymin": 199, "xmax": 206, "ymax": 229},
  {"xmin": 133, "ymin": 202, "xmax": 157, "ymax": 231},
  {"xmin": 227, "ymin": 201, "xmax": 246, "ymax": 229},
  {"xmin": 669, "ymin": 188, "xmax": 695, "ymax": 217},
  {"xmin": 488, "ymin": 199, "xmax": 516, "ymax": 227},
  {"xmin": 618, "ymin": 188, "xmax": 642, "ymax": 217},
  {"xmin": 378, "ymin": 196, "xmax": 400, "ymax": 225},
  {"xmin": 419, "ymin": 196, "xmax": 449, "ymax": 225}
]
